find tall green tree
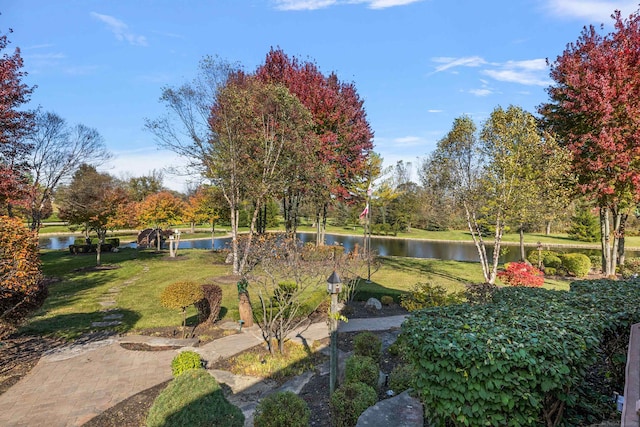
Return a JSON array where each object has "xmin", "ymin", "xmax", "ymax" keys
[{"xmin": 541, "ymin": 9, "xmax": 640, "ymax": 275}]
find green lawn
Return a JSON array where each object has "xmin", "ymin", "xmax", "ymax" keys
[{"xmin": 24, "ymin": 247, "xmax": 572, "ymax": 339}]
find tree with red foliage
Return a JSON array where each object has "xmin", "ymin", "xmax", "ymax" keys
[
  {"xmin": 0, "ymin": 27, "xmax": 35, "ymax": 216},
  {"xmin": 256, "ymin": 48, "xmax": 374, "ymax": 244},
  {"xmin": 541, "ymin": 9, "xmax": 640, "ymax": 276}
]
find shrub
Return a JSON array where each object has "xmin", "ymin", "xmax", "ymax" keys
[
  {"xmin": 561, "ymin": 253, "xmax": 591, "ymax": 277},
  {"xmin": 380, "ymin": 295, "xmax": 394, "ymax": 306},
  {"xmin": 0, "ymin": 216, "xmax": 46, "ymax": 338},
  {"xmin": 160, "ymin": 281, "xmax": 205, "ymax": 333},
  {"xmin": 301, "ymin": 243, "xmax": 344, "ymax": 261},
  {"xmin": 542, "ymin": 254, "xmax": 563, "ymax": 269},
  {"xmin": 353, "ymin": 331, "xmax": 382, "ymax": 363},
  {"xmin": 198, "ymin": 284, "xmax": 223, "ymax": 324},
  {"xmin": 330, "ymin": 381, "xmax": 377, "ymax": 427},
  {"xmin": 464, "ymin": 282, "xmax": 496, "ymax": 305},
  {"xmin": 171, "ymin": 351, "xmax": 203, "ymax": 377},
  {"xmin": 389, "ymin": 363, "xmax": 416, "ymax": 393},
  {"xmin": 621, "ymin": 257, "xmax": 640, "ymax": 278},
  {"xmin": 497, "ymin": 262, "xmax": 544, "ymax": 287},
  {"xmin": 400, "ymin": 282, "xmax": 464, "ymax": 311},
  {"xmin": 146, "ymin": 369, "xmax": 244, "ymax": 427},
  {"xmin": 253, "ymin": 391, "xmax": 310, "ymax": 427},
  {"xmin": 526, "ymin": 249, "xmax": 560, "ymax": 267},
  {"xmin": 345, "ymin": 355, "xmax": 379, "ymax": 389},
  {"xmin": 274, "ymin": 281, "xmax": 297, "ymax": 301},
  {"xmin": 544, "ymin": 267, "xmax": 557, "ymax": 276}
]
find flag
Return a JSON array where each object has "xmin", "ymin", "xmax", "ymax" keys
[{"xmin": 359, "ymin": 203, "xmax": 369, "ymax": 219}]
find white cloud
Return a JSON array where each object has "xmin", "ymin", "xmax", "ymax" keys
[
  {"xmin": 273, "ymin": 0, "xmax": 423, "ymax": 10},
  {"xmin": 393, "ymin": 136, "xmax": 424, "ymax": 146},
  {"xmin": 482, "ymin": 59, "xmax": 550, "ymax": 86},
  {"xmin": 430, "ymin": 56, "xmax": 488, "ymax": 74},
  {"xmin": 544, "ymin": 0, "xmax": 638, "ymax": 23},
  {"xmin": 91, "ymin": 12, "xmax": 148, "ymax": 46},
  {"xmin": 427, "ymin": 109, "xmax": 443, "ymax": 113},
  {"xmin": 469, "ymin": 88, "xmax": 493, "ymax": 96}
]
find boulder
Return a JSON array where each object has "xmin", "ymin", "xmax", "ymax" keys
[
  {"xmin": 356, "ymin": 390, "xmax": 423, "ymax": 427},
  {"xmin": 364, "ymin": 297, "xmax": 382, "ymax": 311}
]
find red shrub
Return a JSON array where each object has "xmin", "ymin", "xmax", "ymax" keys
[{"xmin": 497, "ymin": 262, "xmax": 544, "ymax": 287}]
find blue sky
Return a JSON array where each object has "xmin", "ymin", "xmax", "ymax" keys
[{"xmin": 4, "ymin": 0, "xmax": 639, "ymax": 191}]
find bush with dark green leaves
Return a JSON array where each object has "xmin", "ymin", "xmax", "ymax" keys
[
  {"xmin": 345, "ymin": 355, "xmax": 379, "ymax": 389},
  {"xmin": 353, "ymin": 332, "xmax": 382, "ymax": 363},
  {"xmin": 526, "ymin": 249, "xmax": 560, "ymax": 267},
  {"xmin": 330, "ymin": 381, "xmax": 378, "ymax": 427},
  {"xmin": 171, "ymin": 350, "xmax": 202, "ymax": 377},
  {"xmin": 146, "ymin": 369, "xmax": 244, "ymax": 427},
  {"xmin": 561, "ymin": 253, "xmax": 591, "ymax": 277},
  {"xmin": 402, "ymin": 282, "xmax": 640, "ymax": 426},
  {"xmin": 542, "ymin": 254, "xmax": 563, "ymax": 269},
  {"xmin": 253, "ymin": 391, "xmax": 310, "ymax": 427}
]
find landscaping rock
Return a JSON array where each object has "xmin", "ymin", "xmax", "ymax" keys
[
  {"xmin": 356, "ymin": 390, "xmax": 423, "ymax": 427},
  {"xmin": 364, "ymin": 297, "xmax": 382, "ymax": 311}
]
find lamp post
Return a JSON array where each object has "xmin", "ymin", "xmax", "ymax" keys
[{"xmin": 327, "ymin": 271, "xmax": 342, "ymax": 395}]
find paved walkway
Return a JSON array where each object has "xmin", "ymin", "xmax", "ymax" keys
[{"xmin": 0, "ymin": 315, "xmax": 407, "ymax": 427}]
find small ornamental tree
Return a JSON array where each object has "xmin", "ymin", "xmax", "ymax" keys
[
  {"xmin": 0, "ymin": 216, "xmax": 46, "ymax": 337},
  {"xmin": 160, "ymin": 281, "xmax": 204, "ymax": 337},
  {"xmin": 497, "ymin": 262, "xmax": 544, "ymax": 287}
]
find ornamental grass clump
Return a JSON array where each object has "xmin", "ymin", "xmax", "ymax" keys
[{"xmin": 253, "ymin": 391, "xmax": 310, "ymax": 427}]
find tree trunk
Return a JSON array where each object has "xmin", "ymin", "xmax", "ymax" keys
[
  {"xmin": 618, "ymin": 213, "xmax": 628, "ymax": 267},
  {"xmin": 600, "ymin": 207, "xmax": 611, "ymax": 276},
  {"xmin": 519, "ymin": 225, "xmax": 526, "ymax": 261},
  {"xmin": 156, "ymin": 228, "xmax": 161, "ymax": 251},
  {"xmin": 546, "ymin": 221, "xmax": 551, "ymax": 235},
  {"xmin": 190, "ymin": 221, "xmax": 195, "ymax": 233},
  {"xmin": 231, "ymin": 208, "xmax": 239, "ymax": 274},
  {"xmin": 211, "ymin": 221, "xmax": 215, "ymax": 249},
  {"xmin": 96, "ymin": 240, "xmax": 102, "ymax": 266},
  {"xmin": 489, "ymin": 215, "xmax": 503, "ymax": 285},
  {"xmin": 464, "ymin": 203, "xmax": 490, "ymax": 283}
]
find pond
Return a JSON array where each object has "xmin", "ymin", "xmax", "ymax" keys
[{"xmin": 38, "ymin": 233, "xmax": 615, "ymax": 263}]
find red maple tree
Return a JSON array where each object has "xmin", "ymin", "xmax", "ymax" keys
[
  {"xmin": 0, "ymin": 28, "xmax": 35, "ymax": 216},
  {"xmin": 541, "ymin": 9, "xmax": 640, "ymax": 275},
  {"xmin": 256, "ymin": 48, "xmax": 374, "ymax": 241}
]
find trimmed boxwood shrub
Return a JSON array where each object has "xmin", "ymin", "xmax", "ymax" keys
[
  {"xmin": 526, "ymin": 249, "xmax": 560, "ymax": 266},
  {"xmin": 542, "ymin": 254, "xmax": 562, "ymax": 269},
  {"xmin": 380, "ymin": 295, "xmax": 394, "ymax": 305},
  {"xmin": 330, "ymin": 381, "xmax": 377, "ymax": 427},
  {"xmin": 561, "ymin": 253, "xmax": 591, "ymax": 277},
  {"xmin": 171, "ymin": 350, "xmax": 202, "ymax": 377},
  {"xmin": 620, "ymin": 257, "xmax": 640, "ymax": 278},
  {"xmin": 402, "ymin": 282, "xmax": 640, "ymax": 426},
  {"xmin": 146, "ymin": 369, "xmax": 244, "ymax": 427},
  {"xmin": 389, "ymin": 363, "xmax": 416, "ymax": 393},
  {"xmin": 253, "ymin": 391, "xmax": 310, "ymax": 427},
  {"xmin": 345, "ymin": 355, "xmax": 379, "ymax": 389},
  {"xmin": 353, "ymin": 331, "xmax": 382, "ymax": 363}
]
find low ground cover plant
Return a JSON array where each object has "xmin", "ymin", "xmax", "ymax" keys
[
  {"xmin": 400, "ymin": 282, "xmax": 465, "ymax": 311},
  {"xmin": 402, "ymin": 280, "xmax": 640, "ymax": 426}
]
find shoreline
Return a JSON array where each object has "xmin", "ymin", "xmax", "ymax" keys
[{"xmin": 37, "ymin": 229, "xmax": 640, "ymax": 252}]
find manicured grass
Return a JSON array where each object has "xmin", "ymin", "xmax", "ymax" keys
[{"xmin": 26, "ymin": 246, "xmax": 573, "ymax": 340}]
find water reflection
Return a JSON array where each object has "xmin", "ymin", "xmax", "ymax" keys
[{"xmin": 39, "ymin": 233, "xmax": 619, "ymax": 263}]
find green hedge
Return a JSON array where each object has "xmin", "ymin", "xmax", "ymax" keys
[
  {"xmin": 402, "ymin": 281, "xmax": 640, "ymax": 426},
  {"xmin": 561, "ymin": 253, "xmax": 591, "ymax": 277}
]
